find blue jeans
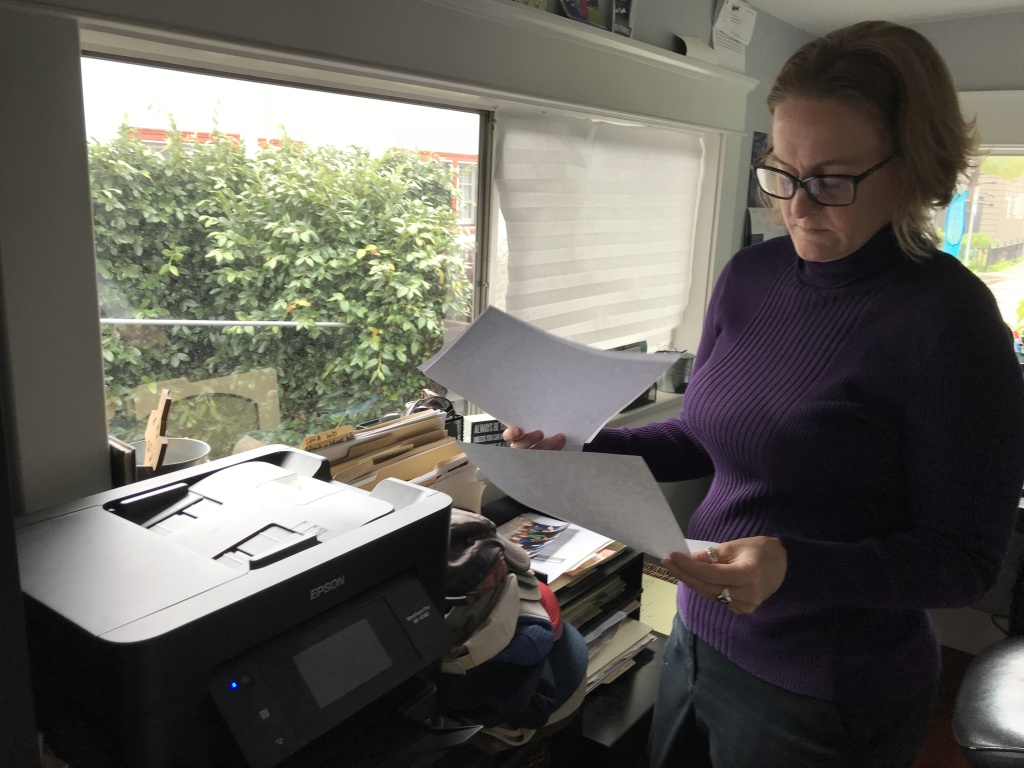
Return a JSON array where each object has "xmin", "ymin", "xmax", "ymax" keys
[{"xmin": 649, "ymin": 614, "xmax": 938, "ymax": 768}]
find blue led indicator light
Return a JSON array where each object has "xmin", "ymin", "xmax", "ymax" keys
[{"xmin": 230, "ymin": 681, "xmax": 239, "ymax": 690}]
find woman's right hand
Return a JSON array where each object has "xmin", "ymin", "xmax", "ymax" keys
[{"xmin": 503, "ymin": 425, "xmax": 567, "ymax": 451}]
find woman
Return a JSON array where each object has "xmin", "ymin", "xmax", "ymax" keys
[{"xmin": 504, "ymin": 20, "xmax": 1024, "ymax": 768}]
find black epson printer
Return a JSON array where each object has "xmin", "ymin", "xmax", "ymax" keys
[{"xmin": 15, "ymin": 445, "xmax": 456, "ymax": 768}]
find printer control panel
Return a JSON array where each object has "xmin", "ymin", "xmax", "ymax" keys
[
  {"xmin": 212, "ymin": 672, "xmax": 298, "ymax": 760},
  {"xmin": 209, "ymin": 574, "xmax": 450, "ymax": 768}
]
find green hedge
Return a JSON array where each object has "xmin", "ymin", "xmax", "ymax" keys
[{"xmin": 92, "ymin": 125, "xmax": 471, "ymax": 454}]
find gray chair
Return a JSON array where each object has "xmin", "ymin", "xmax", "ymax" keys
[{"xmin": 953, "ymin": 550, "xmax": 1024, "ymax": 766}]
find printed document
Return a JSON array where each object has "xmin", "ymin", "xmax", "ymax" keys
[{"xmin": 713, "ymin": 0, "xmax": 757, "ymax": 45}]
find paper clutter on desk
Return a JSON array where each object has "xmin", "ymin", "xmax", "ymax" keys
[
  {"xmin": 585, "ymin": 615, "xmax": 656, "ymax": 692},
  {"xmin": 301, "ymin": 410, "xmax": 486, "ymax": 512},
  {"xmin": 497, "ymin": 511, "xmax": 616, "ymax": 584}
]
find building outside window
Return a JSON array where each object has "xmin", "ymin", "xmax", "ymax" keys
[{"xmin": 456, "ymin": 163, "xmax": 478, "ymax": 226}]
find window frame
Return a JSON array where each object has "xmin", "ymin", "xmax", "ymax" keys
[
  {"xmin": 456, "ymin": 162, "xmax": 478, "ymax": 226},
  {"xmin": 85, "ymin": 53, "xmax": 490, "ymax": 452}
]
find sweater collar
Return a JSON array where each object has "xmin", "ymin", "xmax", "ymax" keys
[{"xmin": 795, "ymin": 225, "xmax": 899, "ymax": 289}]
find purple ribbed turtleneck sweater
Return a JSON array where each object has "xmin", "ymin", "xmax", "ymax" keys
[{"xmin": 587, "ymin": 226, "xmax": 1024, "ymax": 703}]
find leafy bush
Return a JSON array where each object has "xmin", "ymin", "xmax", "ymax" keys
[{"xmin": 92, "ymin": 124, "xmax": 471, "ymax": 454}]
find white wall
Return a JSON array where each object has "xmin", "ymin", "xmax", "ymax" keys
[
  {"xmin": 911, "ymin": 12, "xmax": 1024, "ymax": 150},
  {"xmin": 630, "ymin": 0, "xmax": 713, "ymax": 53},
  {"xmin": 912, "ymin": 11, "xmax": 1024, "ymax": 92},
  {"xmin": 0, "ymin": 8, "xmax": 110, "ymax": 511},
  {"xmin": 741, "ymin": 12, "xmax": 812, "ymax": 135},
  {"xmin": 733, "ymin": 11, "xmax": 811, "ymax": 244}
]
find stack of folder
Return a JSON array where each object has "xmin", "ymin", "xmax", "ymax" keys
[
  {"xmin": 583, "ymin": 614, "xmax": 656, "ymax": 692},
  {"xmin": 300, "ymin": 410, "xmax": 486, "ymax": 513},
  {"xmin": 561, "ymin": 571, "xmax": 630, "ymax": 629},
  {"xmin": 548, "ymin": 541, "xmax": 628, "ymax": 592}
]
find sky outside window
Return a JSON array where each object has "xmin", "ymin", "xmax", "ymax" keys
[{"xmin": 80, "ymin": 57, "xmax": 479, "ymax": 155}]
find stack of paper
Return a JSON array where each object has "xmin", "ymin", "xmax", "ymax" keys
[
  {"xmin": 494, "ymin": 508, "xmax": 654, "ymax": 691},
  {"xmin": 300, "ymin": 411, "xmax": 486, "ymax": 512},
  {"xmin": 560, "ymin": 572, "xmax": 631, "ymax": 628},
  {"xmin": 548, "ymin": 541, "xmax": 628, "ymax": 592},
  {"xmin": 583, "ymin": 614, "xmax": 656, "ymax": 692},
  {"xmin": 711, "ymin": 0, "xmax": 757, "ymax": 73}
]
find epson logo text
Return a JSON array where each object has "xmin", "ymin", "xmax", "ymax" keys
[{"xmin": 310, "ymin": 576, "xmax": 345, "ymax": 600}]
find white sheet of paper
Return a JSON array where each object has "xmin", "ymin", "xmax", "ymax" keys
[
  {"xmin": 420, "ymin": 307, "xmax": 678, "ymax": 449},
  {"xmin": 713, "ymin": 0, "xmax": 757, "ymax": 45},
  {"xmin": 748, "ymin": 208, "xmax": 789, "ymax": 242},
  {"xmin": 712, "ymin": 29, "xmax": 747, "ymax": 73},
  {"xmin": 460, "ymin": 441, "xmax": 714, "ymax": 559}
]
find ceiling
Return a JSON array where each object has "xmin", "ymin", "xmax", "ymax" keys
[{"xmin": 750, "ymin": 0, "xmax": 1024, "ymax": 35}]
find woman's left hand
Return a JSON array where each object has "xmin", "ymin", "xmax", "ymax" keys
[{"xmin": 661, "ymin": 536, "xmax": 788, "ymax": 615}]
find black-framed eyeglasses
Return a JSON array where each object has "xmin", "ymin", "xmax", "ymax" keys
[{"xmin": 752, "ymin": 156, "xmax": 894, "ymax": 207}]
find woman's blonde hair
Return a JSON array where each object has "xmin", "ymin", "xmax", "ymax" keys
[{"xmin": 765, "ymin": 20, "xmax": 977, "ymax": 261}]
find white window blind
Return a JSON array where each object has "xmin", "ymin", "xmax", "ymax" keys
[{"xmin": 492, "ymin": 112, "xmax": 704, "ymax": 349}]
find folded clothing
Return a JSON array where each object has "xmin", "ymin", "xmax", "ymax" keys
[
  {"xmin": 491, "ymin": 615, "xmax": 554, "ymax": 666},
  {"xmin": 443, "ymin": 572, "xmax": 522, "ymax": 674},
  {"xmin": 439, "ymin": 509, "xmax": 586, "ymax": 730},
  {"xmin": 446, "ymin": 508, "xmax": 530, "ymax": 598},
  {"xmin": 443, "ymin": 509, "xmax": 545, "ymax": 674},
  {"xmin": 545, "ymin": 621, "xmax": 588, "ymax": 714},
  {"xmin": 439, "ymin": 654, "xmax": 557, "ymax": 729},
  {"xmin": 438, "ymin": 620, "xmax": 589, "ymax": 730}
]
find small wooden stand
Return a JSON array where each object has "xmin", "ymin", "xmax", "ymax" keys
[{"xmin": 143, "ymin": 389, "xmax": 173, "ymax": 474}]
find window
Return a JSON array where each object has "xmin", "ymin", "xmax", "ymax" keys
[
  {"xmin": 490, "ymin": 112, "xmax": 704, "ymax": 349},
  {"xmin": 456, "ymin": 163, "xmax": 478, "ymax": 226},
  {"xmin": 82, "ymin": 57, "xmax": 482, "ymax": 458},
  {"xmin": 81, "ymin": 57, "xmax": 715, "ymax": 459},
  {"xmin": 1012, "ymin": 193, "xmax": 1024, "ymax": 220},
  {"xmin": 944, "ymin": 155, "xmax": 1024, "ymax": 333}
]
